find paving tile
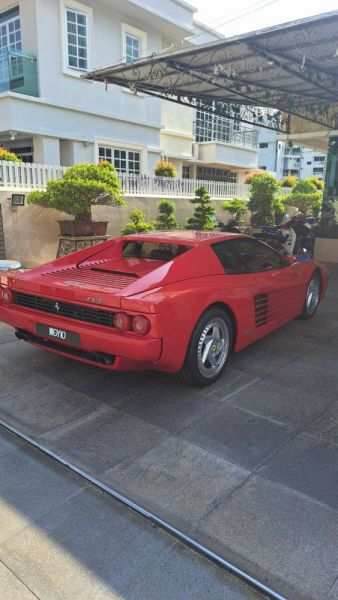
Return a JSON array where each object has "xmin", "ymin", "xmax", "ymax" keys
[
  {"xmin": 0, "ymin": 328, "xmax": 17, "ymax": 344},
  {"xmin": 198, "ymin": 475, "xmax": 338, "ymax": 600},
  {"xmin": 0, "ymin": 358, "xmax": 105, "ymax": 436},
  {"xmin": 0, "ymin": 339, "xmax": 56, "ymax": 364},
  {"xmin": 252, "ymin": 329, "xmax": 317, "ymax": 359},
  {"xmin": 258, "ymin": 433, "xmax": 338, "ymax": 510},
  {"xmin": 0, "ymin": 487, "xmax": 176, "ymax": 600},
  {"xmin": 33, "ymin": 356, "xmax": 161, "ymax": 404},
  {"xmin": 230, "ymin": 378, "xmax": 332, "ymax": 426},
  {"xmin": 205, "ymin": 367, "xmax": 259, "ymax": 401},
  {"xmin": 41, "ymin": 404, "xmax": 168, "ymax": 474},
  {"xmin": 180, "ymin": 404, "xmax": 292, "ymax": 470},
  {"xmin": 230, "ymin": 347, "xmax": 292, "ymax": 377},
  {"xmin": 328, "ymin": 578, "xmax": 338, "ymax": 600},
  {"xmin": 129, "ymin": 540, "xmax": 263, "ymax": 600},
  {"xmin": 115, "ymin": 380, "xmax": 219, "ymax": 433},
  {"xmin": 0, "ymin": 561, "xmax": 38, "ymax": 600},
  {"xmin": 0, "ymin": 428, "xmax": 24, "ymax": 458},
  {"xmin": 306, "ymin": 400, "xmax": 338, "ymax": 446},
  {"xmin": 0, "ymin": 444, "xmax": 84, "ymax": 543},
  {"xmin": 268, "ymin": 357, "xmax": 338, "ymax": 400},
  {"xmin": 104, "ymin": 437, "xmax": 249, "ymax": 531}
]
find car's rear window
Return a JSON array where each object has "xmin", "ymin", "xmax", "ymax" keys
[{"xmin": 122, "ymin": 241, "xmax": 191, "ymax": 261}]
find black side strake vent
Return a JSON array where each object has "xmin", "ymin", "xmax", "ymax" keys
[{"xmin": 254, "ymin": 293, "xmax": 269, "ymax": 327}]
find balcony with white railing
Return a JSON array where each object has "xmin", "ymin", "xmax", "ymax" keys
[
  {"xmin": 194, "ymin": 114, "xmax": 259, "ymax": 150},
  {"xmin": 0, "ymin": 160, "xmax": 292, "ymax": 199}
]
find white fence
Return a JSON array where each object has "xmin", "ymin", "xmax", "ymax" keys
[{"xmin": 0, "ymin": 160, "xmax": 291, "ymax": 199}]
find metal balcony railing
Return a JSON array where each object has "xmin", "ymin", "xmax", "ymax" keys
[{"xmin": 0, "ymin": 49, "xmax": 39, "ymax": 97}]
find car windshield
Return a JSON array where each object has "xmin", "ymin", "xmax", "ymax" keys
[{"xmin": 122, "ymin": 241, "xmax": 191, "ymax": 261}]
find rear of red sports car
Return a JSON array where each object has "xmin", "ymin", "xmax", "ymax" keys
[{"xmin": 0, "ymin": 232, "xmax": 227, "ymax": 373}]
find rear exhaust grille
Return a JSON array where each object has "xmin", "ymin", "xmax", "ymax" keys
[
  {"xmin": 254, "ymin": 293, "xmax": 269, "ymax": 327},
  {"xmin": 13, "ymin": 291, "xmax": 115, "ymax": 328}
]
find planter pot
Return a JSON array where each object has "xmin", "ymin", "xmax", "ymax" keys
[{"xmin": 58, "ymin": 220, "xmax": 108, "ymax": 236}]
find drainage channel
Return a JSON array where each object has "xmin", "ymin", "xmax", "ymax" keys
[{"xmin": 0, "ymin": 418, "xmax": 287, "ymax": 600}]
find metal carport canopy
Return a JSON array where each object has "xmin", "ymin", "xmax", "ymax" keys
[{"xmin": 85, "ymin": 10, "xmax": 338, "ymax": 133}]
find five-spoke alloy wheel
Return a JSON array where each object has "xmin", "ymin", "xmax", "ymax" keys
[
  {"xmin": 179, "ymin": 307, "xmax": 233, "ymax": 387},
  {"xmin": 300, "ymin": 272, "xmax": 321, "ymax": 320}
]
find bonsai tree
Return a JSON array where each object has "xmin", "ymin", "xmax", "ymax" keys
[
  {"xmin": 154, "ymin": 158, "xmax": 177, "ymax": 178},
  {"xmin": 221, "ymin": 198, "xmax": 248, "ymax": 225},
  {"xmin": 272, "ymin": 197, "xmax": 285, "ymax": 224},
  {"xmin": 248, "ymin": 173, "xmax": 279, "ymax": 225},
  {"xmin": 279, "ymin": 175, "xmax": 297, "ymax": 188},
  {"xmin": 156, "ymin": 199, "xmax": 179, "ymax": 230},
  {"xmin": 186, "ymin": 186, "xmax": 217, "ymax": 231},
  {"xmin": 283, "ymin": 178, "xmax": 322, "ymax": 216},
  {"xmin": 121, "ymin": 209, "xmax": 156, "ymax": 235},
  {"xmin": 0, "ymin": 148, "xmax": 20, "ymax": 162},
  {"xmin": 27, "ymin": 161, "xmax": 124, "ymax": 223}
]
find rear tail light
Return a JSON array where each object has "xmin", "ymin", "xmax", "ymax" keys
[
  {"xmin": 113, "ymin": 311, "xmax": 151, "ymax": 335},
  {"xmin": 113, "ymin": 312, "xmax": 132, "ymax": 331},
  {"xmin": 0, "ymin": 288, "xmax": 12, "ymax": 304},
  {"xmin": 132, "ymin": 315, "xmax": 151, "ymax": 335}
]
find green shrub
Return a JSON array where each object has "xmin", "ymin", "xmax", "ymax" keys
[
  {"xmin": 121, "ymin": 209, "xmax": 156, "ymax": 235},
  {"xmin": 283, "ymin": 178, "xmax": 322, "ymax": 216},
  {"xmin": 244, "ymin": 170, "xmax": 266, "ymax": 184},
  {"xmin": 27, "ymin": 161, "xmax": 124, "ymax": 221},
  {"xmin": 156, "ymin": 199, "xmax": 179, "ymax": 230},
  {"xmin": 278, "ymin": 175, "xmax": 298, "ymax": 188},
  {"xmin": 0, "ymin": 148, "xmax": 20, "ymax": 162},
  {"xmin": 221, "ymin": 198, "xmax": 248, "ymax": 224},
  {"xmin": 307, "ymin": 175, "xmax": 324, "ymax": 190},
  {"xmin": 154, "ymin": 158, "xmax": 177, "ymax": 177},
  {"xmin": 186, "ymin": 186, "xmax": 217, "ymax": 231},
  {"xmin": 248, "ymin": 173, "xmax": 279, "ymax": 225}
]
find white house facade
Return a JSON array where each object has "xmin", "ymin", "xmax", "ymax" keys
[{"xmin": 0, "ymin": 0, "xmax": 258, "ymax": 183}]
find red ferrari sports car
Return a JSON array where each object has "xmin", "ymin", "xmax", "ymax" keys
[{"xmin": 0, "ymin": 231, "xmax": 329, "ymax": 386}]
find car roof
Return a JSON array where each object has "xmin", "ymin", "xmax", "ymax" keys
[{"xmin": 122, "ymin": 230, "xmax": 245, "ymax": 245}]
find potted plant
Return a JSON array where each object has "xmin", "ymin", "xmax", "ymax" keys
[
  {"xmin": 248, "ymin": 173, "xmax": 279, "ymax": 225},
  {"xmin": 27, "ymin": 161, "xmax": 125, "ymax": 236},
  {"xmin": 0, "ymin": 148, "xmax": 20, "ymax": 162},
  {"xmin": 154, "ymin": 158, "xmax": 177, "ymax": 177}
]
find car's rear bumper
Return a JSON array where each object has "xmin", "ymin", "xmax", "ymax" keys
[{"xmin": 0, "ymin": 305, "xmax": 162, "ymax": 367}]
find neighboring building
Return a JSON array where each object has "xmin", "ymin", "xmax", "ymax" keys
[
  {"xmin": 257, "ymin": 128, "xmax": 327, "ymax": 180},
  {"xmin": 0, "ymin": 0, "xmax": 258, "ymax": 183}
]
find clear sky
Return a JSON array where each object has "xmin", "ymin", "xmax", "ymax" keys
[{"xmin": 190, "ymin": 0, "xmax": 338, "ymax": 39}]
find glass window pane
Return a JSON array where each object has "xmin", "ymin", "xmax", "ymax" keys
[
  {"xmin": 78, "ymin": 58, "xmax": 87, "ymax": 69},
  {"xmin": 68, "ymin": 56, "xmax": 77, "ymax": 67},
  {"xmin": 67, "ymin": 10, "xmax": 76, "ymax": 22},
  {"xmin": 67, "ymin": 22, "xmax": 76, "ymax": 34},
  {"xmin": 77, "ymin": 13, "xmax": 86, "ymax": 25}
]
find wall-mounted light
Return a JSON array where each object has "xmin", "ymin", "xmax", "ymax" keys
[
  {"xmin": 11, "ymin": 193, "xmax": 25, "ymax": 207},
  {"xmin": 8, "ymin": 130, "xmax": 18, "ymax": 141}
]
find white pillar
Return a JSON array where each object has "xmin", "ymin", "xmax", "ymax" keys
[{"xmin": 33, "ymin": 136, "xmax": 60, "ymax": 165}]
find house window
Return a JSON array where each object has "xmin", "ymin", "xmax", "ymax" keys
[
  {"xmin": 258, "ymin": 165, "xmax": 267, "ymax": 170},
  {"xmin": 66, "ymin": 8, "xmax": 88, "ymax": 70},
  {"xmin": 182, "ymin": 166, "xmax": 190, "ymax": 179},
  {"xmin": 99, "ymin": 146, "xmax": 140, "ymax": 174},
  {"xmin": 314, "ymin": 155, "xmax": 325, "ymax": 162},
  {"xmin": 125, "ymin": 34, "xmax": 140, "ymax": 63},
  {"xmin": 122, "ymin": 24, "xmax": 147, "ymax": 64},
  {"xmin": 307, "ymin": 161, "xmax": 312, "ymax": 165},
  {"xmin": 197, "ymin": 166, "xmax": 237, "ymax": 183},
  {"xmin": 313, "ymin": 167, "xmax": 324, "ymax": 174},
  {"xmin": 259, "ymin": 142, "xmax": 268, "ymax": 148}
]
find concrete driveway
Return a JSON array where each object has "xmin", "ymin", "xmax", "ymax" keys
[{"xmin": 0, "ymin": 264, "xmax": 338, "ymax": 600}]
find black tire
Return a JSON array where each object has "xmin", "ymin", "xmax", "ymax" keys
[
  {"xmin": 299, "ymin": 271, "xmax": 321, "ymax": 320},
  {"xmin": 178, "ymin": 307, "xmax": 233, "ymax": 387}
]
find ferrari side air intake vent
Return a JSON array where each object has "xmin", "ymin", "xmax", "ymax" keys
[{"xmin": 254, "ymin": 293, "xmax": 269, "ymax": 327}]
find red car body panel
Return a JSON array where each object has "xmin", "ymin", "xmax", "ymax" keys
[{"xmin": 0, "ymin": 231, "xmax": 329, "ymax": 373}]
